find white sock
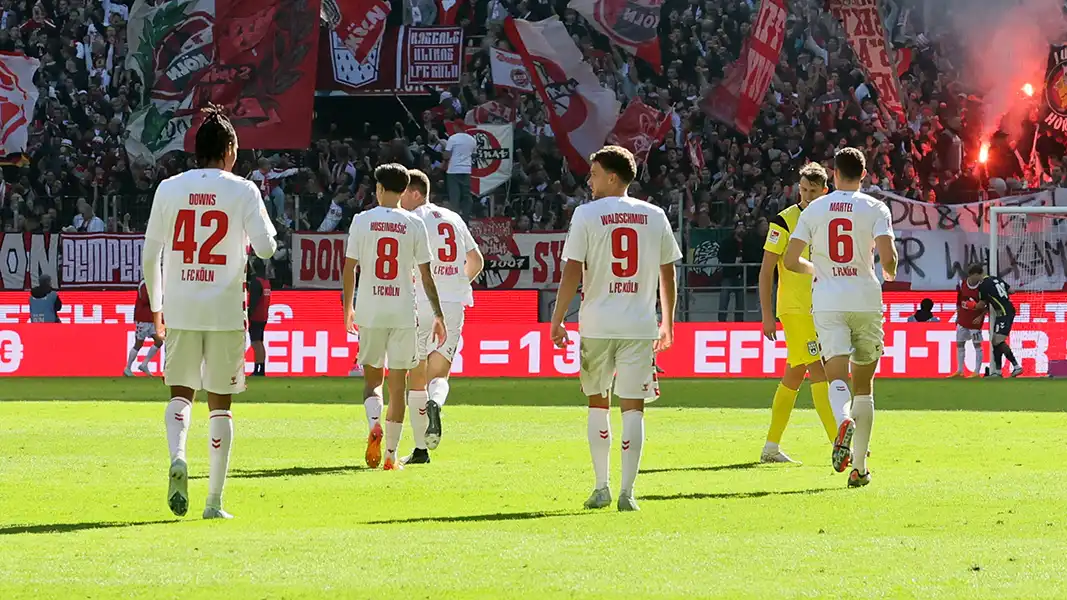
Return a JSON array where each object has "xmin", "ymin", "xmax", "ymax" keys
[
  {"xmin": 206, "ymin": 410, "xmax": 233, "ymax": 509},
  {"xmin": 850, "ymin": 395, "xmax": 874, "ymax": 474},
  {"xmin": 385, "ymin": 420, "xmax": 403, "ymax": 462},
  {"xmin": 428, "ymin": 377, "xmax": 450, "ymax": 407},
  {"xmin": 828, "ymin": 379, "xmax": 852, "ymax": 426},
  {"xmin": 587, "ymin": 408, "xmax": 611, "ymax": 489},
  {"xmin": 620, "ymin": 410, "xmax": 645, "ymax": 495},
  {"xmin": 763, "ymin": 441, "xmax": 779, "ymax": 453},
  {"xmin": 408, "ymin": 390, "xmax": 429, "ymax": 450},
  {"xmin": 973, "ymin": 344, "xmax": 983, "ymax": 373},
  {"xmin": 126, "ymin": 347, "xmax": 139, "ymax": 370},
  {"xmin": 165, "ymin": 397, "xmax": 192, "ymax": 462},
  {"xmin": 364, "ymin": 395, "xmax": 383, "ymax": 431},
  {"xmin": 145, "ymin": 344, "xmax": 160, "ymax": 365},
  {"xmin": 956, "ymin": 345, "xmax": 966, "ymax": 374}
]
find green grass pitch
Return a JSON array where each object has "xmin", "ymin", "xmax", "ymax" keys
[{"xmin": 1, "ymin": 376, "xmax": 1066, "ymax": 599}]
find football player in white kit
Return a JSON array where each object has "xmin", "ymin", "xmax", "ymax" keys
[
  {"xmin": 342, "ymin": 164, "xmax": 446, "ymax": 471},
  {"xmin": 784, "ymin": 148, "xmax": 898, "ymax": 488},
  {"xmin": 398, "ymin": 169, "xmax": 483, "ymax": 464},
  {"xmin": 142, "ymin": 106, "xmax": 278, "ymax": 519},
  {"xmin": 550, "ymin": 146, "xmax": 683, "ymax": 512}
]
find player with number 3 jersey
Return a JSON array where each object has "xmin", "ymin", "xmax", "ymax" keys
[
  {"xmin": 143, "ymin": 105, "xmax": 278, "ymax": 520},
  {"xmin": 785, "ymin": 148, "xmax": 898, "ymax": 489},
  {"xmin": 342, "ymin": 164, "xmax": 446, "ymax": 472},
  {"xmin": 551, "ymin": 146, "xmax": 682, "ymax": 512}
]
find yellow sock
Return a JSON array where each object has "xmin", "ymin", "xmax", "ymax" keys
[
  {"xmin": 766, "ymin": 383, "xmax": 799, "ymax": 444},
  {"xmin": 811, "ymin": 381, "xmax": 837, "ymax": 443}
]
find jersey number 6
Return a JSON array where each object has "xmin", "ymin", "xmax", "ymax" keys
[
  {"xmin": 611, "ymin": 227, "xmax": 638, "ymax": 278},
  {"xmin": 828, "ymin": 218, "xmax": 854, "ymax": 263},
  {"xmin": 172, "ymin": 209, "xmax": 229, "ymax": 265}
]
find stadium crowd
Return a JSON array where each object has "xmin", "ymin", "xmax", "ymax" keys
[{"xmin": 0, "ymin": 0, "xmax": 1055, "ymax": 290}]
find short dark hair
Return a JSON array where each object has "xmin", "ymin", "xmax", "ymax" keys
[
  {"xmin": 194, "ymin": 104, "xmax": 237, "ymax": 166},
  {"xmin": 834, "ymin": 147, "xmax": 866, "ymax": 181},
  {"xmin": 920, "ymin": 298, "xmax": 934, "ymax": 311},
  {"xmin": 374, "ymin": 163, "xmax": 410, "ymax": 193},
  {"xmin": 406, "ymin": 169, "xmax": 430, "ymax": 197},
  {"xmin": 590, "ymin": 145, "xmax": 637, "ymax": 184},
  {"xmin": 967, "ymin": 263, "xmax": 984, "ymax": 276},
  {"xmin": 798, "ymin": 162, "xmax": 828, "ymax": 187}
]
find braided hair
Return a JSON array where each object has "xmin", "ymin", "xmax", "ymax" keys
[{"xmin": 195, "ymin": 103, "xmax": 237, "ymax": 167}]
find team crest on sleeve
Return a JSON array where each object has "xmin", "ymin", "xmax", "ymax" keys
[
  {"xmin": 807, "ymin": 341, "xmax": 819, "ymax": 356},
  {"xmin": 767, "ymin": 229, "xmax": 781, "ymax": 244}
]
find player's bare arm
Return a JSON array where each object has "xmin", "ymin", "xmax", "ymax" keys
[
  {"xmin": 342, "ymin": 257, "xmax": 359, "ymax": 334},
  {"xmin": 758, "ymin": 250, "xmax": 779, "ymax": 341},
  {"xmin": 464, "ymin": 246, "xmax": 484, "ymax": 282},
  {"xmin": 875, "ymin": 235, "xmax": 897, "ymax": 281},
  {"xmin": 657, "ymin": 262, "xmax": 677, "ymax": 353},
  {"xmin": 783, "ymin": 238, "xmax": 813, "ymax": 275},
  {"xmin": 550, "ymin": 259, "xmax": 584, "ymax": 349},
  {"xmin": 418, "ymin": 262, "xmax": 447, "ymax": 344}
]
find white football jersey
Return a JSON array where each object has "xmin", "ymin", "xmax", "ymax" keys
[
  {"xmin": 346, "ymin": 205, "xmax": 432, "ymax": 328},
  {"xmin": 562, "ymin": 196, "xmax": 682, "ymax": 339},
  {"xmin": 144, "ymin": 169, "xmax": 276, "ymax": 331},
  {"xmin": 412, "ymin": 202, "xmax": 477, "ymax": 306},
  {"xmin": 790, "ymin": 190, "xmax": 893, "ymax": 313}
]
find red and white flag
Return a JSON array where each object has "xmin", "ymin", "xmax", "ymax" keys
[
  {"xmin": 468, "ymin": 124, "xmax": 514, "ymax": 195},
  {"xmin": 700, "ymin": 0, "xmax": 785, "ymax": 134},
  {"xmin": 826, "ymin": 0, "xmax": 905, "ymax": 117},
  {"xmin": 335, "ymin": 0, "xmax": 390, "ymax": 63},
  {"xmin": 606, "ymin": 99, "xmax": 672, "ymax": 164},
  {"xmin": 504, "ymin": 17, "xmax": 620, "ymax": 174},
  {"xmin": 0, "ymin": 53, "xmax": 39, "ymax": 156},
  {"xmin": 437, "ymin": 0, "xmax": 461, "ymax": 25},
  {"xmin": 686, "ymin": 135, "xmax": 704, "ymax": 171},
  {"xmin": 568, "ymin": 0, "xmax": 664, "ymax": 73},
  {"xmin": 465, "ymin": 100, "xmax": 516, "ymax": 125},
  {"xmin": 490, "ymin": 47, "xmax": 533, "ymax": 93}
]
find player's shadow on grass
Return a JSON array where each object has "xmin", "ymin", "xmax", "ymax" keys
[
  {"xmin": 0, "ymin": 519, "xmax": 177, "ymax": 536},
  {"xmin": 641, "ymin": 487, "xmax": 840, "ymax": 502},
  {"xmin": 641, "ymin": 461, "xmax": 760, "ymax": 474},
  {"xmin": 365, "ymin": 509, "xmax": 590, "ymax": 525},
  {"xmin": 189, "ymin": 465, "xmax": 367, "ymax": 480}
]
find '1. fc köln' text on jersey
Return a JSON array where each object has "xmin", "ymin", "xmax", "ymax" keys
[
  {"xmin": 412, "ymin": 202, "xmax": 478, "ymax": 307},
  {"xmin": 791, "ymin": 190, "xmax": 893, "ymax": 313},
  {"xmin": 562, "ymin": 196, "xmax": 683, "ymax": 339},
  {"xmin": 346, "ymin": 206, "xmax": 432, "ymax": 328},
  {"xmin": 144, "ymin": 169, "xmax": 277, "ymax": 331}
]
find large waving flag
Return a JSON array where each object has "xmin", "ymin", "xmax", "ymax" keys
[
  {"xmin": 567, "ymin": 0, "xmax": 663, "ymax": 73},
  {"xmin": 606, "ymin": 99, "xmax": 672, "ymax": 164},
  {"xmin": 0, "ymin": 53, "xmax": 40, "ymax": 157},
  {"xmin": 504, "ymin": 17, "xmax": 620, "ymax": 174},
  {"xmin": 335, "ymin": 0, "xmax": 390, "ymax": 63}
]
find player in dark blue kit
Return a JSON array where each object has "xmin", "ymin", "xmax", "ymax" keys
[{"xmin": 966, "ymin": 265, "xmax": 1023, "ymax": 378}]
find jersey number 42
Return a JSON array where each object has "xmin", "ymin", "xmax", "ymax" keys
[{"xmin": 172, "ymin": 209, "xmax": 229, "ymax": 265}]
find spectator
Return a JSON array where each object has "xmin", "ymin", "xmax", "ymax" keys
[
  {"xmin": 716, "ymin": 222, "xmax": 761, "ymax": 321},
  {"xmin": 29, "ymin": 274, "xmax": 61, "ymax": 323},
  {"xmin": 66, "ymin": 198, "xmax": 104, "ymax": 232},
  {"xmin": 444, "ymin": 130, "xmax": 476, "ymax": 221},
  {"xmin": 250, "ymin": 157, "xmax": 301, "ymax": 219},
  {"xmin": 907, "ymin": 298, "xmax": 941, "ymax": 322}
]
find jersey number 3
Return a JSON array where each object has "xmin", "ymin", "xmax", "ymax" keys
[
  {"xmin": 172, "ymin": 209, "xmax": 228, "ymax": 265},
  {"xmin": 611, "ymin": 227, "xmax": 638, "ymax": 277},
  {"xmin": 438, "ymin": 222, "xmax": 457, "ymax": 262},
  {"xmin": 828, "ymin": 218, "xmax": 854, "ymax": 263}
]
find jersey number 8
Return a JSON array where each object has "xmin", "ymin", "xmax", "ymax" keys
[
  {"xmin": 828, "ymin": 218, "xmax": 853, "ymax": 263},
  {"xmin": 375, "ymin": 237, "xmax": 399, "ymax": 280}
]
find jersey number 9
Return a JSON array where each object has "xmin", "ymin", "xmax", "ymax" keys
[{"xmin": 611, "ymin": 227, "xmax": 638, "ymax": 278}]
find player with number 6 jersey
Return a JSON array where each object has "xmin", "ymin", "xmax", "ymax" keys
[
  {"xmin": 785, "ymin": 147, "xmax": 897, "ymax": 489},
  {"xmin": 398, "ymin": 169, "xmax": 484, "ymax": 465},
  {"xmin": 551, "ymin": 146, "xmax": 683, "ymax": 513},
  {"xmin": 342, "ymin": 164, "xmax": 446, "ymax": 472},
  {"xmin": 142, "ymin": 105, "xmax": 278, "ymax": 520}
]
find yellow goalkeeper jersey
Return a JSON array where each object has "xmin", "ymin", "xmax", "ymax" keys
[{"xmin": 763, "ymin": 204, "xmax": 813, "ymax": 317}]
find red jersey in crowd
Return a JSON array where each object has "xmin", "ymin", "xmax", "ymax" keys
[
  {"xmin": 248, "ymin": 277, "xmax": 271, "ymax": 323},
  {"xmin": 956, "ymin": 279, "xmax": 984, "ymax": 329},
  {"xmin": 134, "ymin": 281, "xmax": 153, "ymax": 323}
]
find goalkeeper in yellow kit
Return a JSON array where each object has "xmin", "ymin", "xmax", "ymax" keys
[{"xmin": 757, "ymin": 163, "xmax": 837, "ymax": 463}]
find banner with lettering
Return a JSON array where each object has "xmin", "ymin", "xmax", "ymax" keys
[
  {"xmin": 0, "ymin": 233, "xmax": 58, "ymax": 291},
  {"xmin": 700, "ymin": 0, "xmax": 786, "ymax": 134},
  {"xmin": 59, "ymin": 234, "xmax": 145, "ymax": 289},
  {"xmin": 316, "ymin": 26, "xmax": 463, "ymax": 96},
  {"xmin": 826, "ymin": 0, "xmax": 905, "ymax": 117},
  {"xmin": 334, "ymin": 0, "xmax": 390, "ymax": 63},
  {"xmin": 1040, "ymin": 44, "xmax": 1067, "ymax": 136}
]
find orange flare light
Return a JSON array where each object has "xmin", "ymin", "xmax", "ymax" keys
[
  {"xmin": 979, "ymin": 143, "xmax": 989, "ymax": 164},
  {"xmin": 1022, "ymin": 83, "xmax": 1035, "ymax": 96}
]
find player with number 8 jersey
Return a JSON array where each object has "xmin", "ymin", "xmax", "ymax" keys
[{"xmin": 551, "ymin": 146, "xmax": 683, "ymax": 513}]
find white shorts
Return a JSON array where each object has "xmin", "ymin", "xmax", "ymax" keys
[
  {"xmin": 417, "ymin": 301, "xmax": 465, "ymax": 363},
  {"xmin": 358, "ymin": 327, "xmax": 418, "ymax": 370},
  {"xmin": 956, "ymin": 325, "xmax": 983, "ymax": 344},
  {"xmin": 812, "ymin": 311, "xmax": 885, "ymax": 365},
  {"xmin": 579, "ymin": 338, "xmax": 657, "ymax": 401},
  {"xmin": 163, "ymin": 329, "xmax": 247, "ymax": 395},
  {"xmin": 135, "ymin": 322, "xmax": 157, "ymax": 342}
]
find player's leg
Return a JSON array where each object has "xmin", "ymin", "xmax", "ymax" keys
[
  {"xmin": 845, "ymin": 312, "xmax": 885, "ymax": 487},
  {"xmin": 952, "ymin": 326, "xmax": 968, "ymax": 377},
  {"xmin": 579, "ymin": 337, "xmax": 615, "ymax": 509},
  {"xmin": 143, "ymin": 331, "xmax": 163, "ymax": 375},
  {"xmin": 358, "ymin": 328, "xmax": 388, "ymax": 468},
  {"xmin": 382, "ymin": 327, "xmax": 418, "ymax": 470},
  {"xmin": 161, "ymin": 329, "xmax": 202, "ymax": 517},
  {"xmin": 250, "ymin": 323, "xmax": 266, "ymax": 376},
  {"xmin": 813, "ymin": 312, "xmax": 855, "ymax": 472},
  {"xmin": 125, "ymin": 324, "xmax": 148, "ymax": 376},
  {"xmin": 200, "ymin": 330, "xmax": 247, "ymax": 519},
  {"xmin": 970, "ymin": 329, "xmax": 984, "ymax": 377},
  {"xmin": 401, "ymin": 313, "xmax": 433, "ymax": 465},
  {"xmin": 424, "ymin": 302, "xmax": 464, "ymax": 448},
  {"xmin": 805, "ymin": 360, "xmax": 836, "ymax": 444},
  {"xmin": 992, "ymin": 317, "xmax": 1021, "ymax": 376},
  {"xmin": 614, "ymin": 339, "xmax": 656, "ymax": 512},
  {"xmin": 763, "ymin": 315, "xmax": 821, "ymax": 462}
]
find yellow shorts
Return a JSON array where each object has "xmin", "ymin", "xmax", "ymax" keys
[{"xmin": 780, "ymin": 313, "xmax": 821, "ymax": 367}]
